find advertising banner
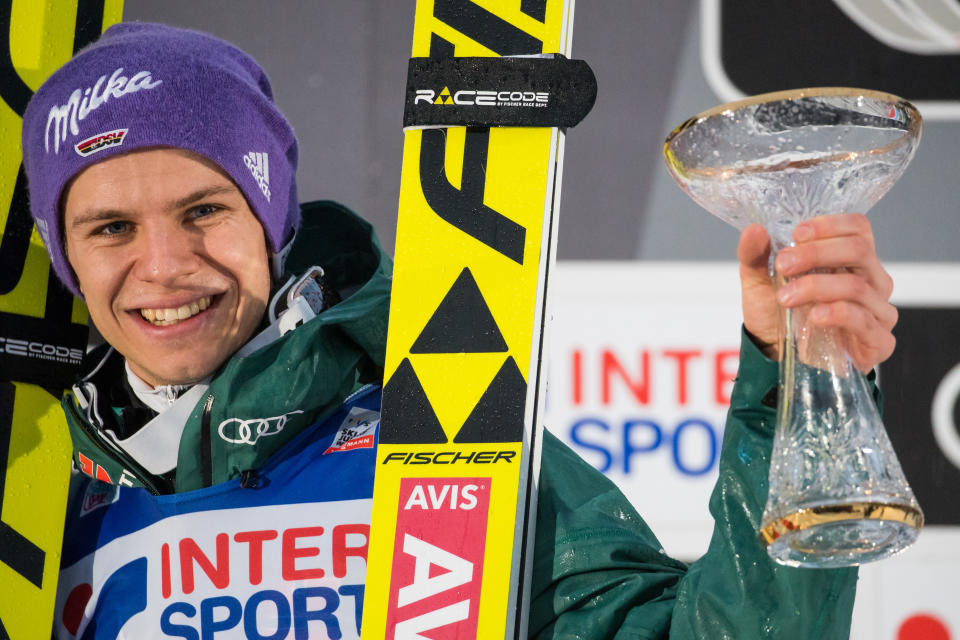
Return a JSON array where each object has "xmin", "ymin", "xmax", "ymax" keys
[
  {"xmin": 546, "ymin": 262, "xmax": 960, "ymax": 640},
  {"xmin": 546, "ymin": 262, "xmax": 741, "ymax": 558}
]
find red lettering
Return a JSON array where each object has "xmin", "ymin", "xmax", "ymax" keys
[
  {"xmin": 601, "ymin": 349, "xmax": 650, "ymax": 405},
  {"xmin": 662, "ymin": 349, "xmax": 701, "ymax": 406},
  {"xmin": 94, "ymin": 465, "xmax": 112, "ymax": 483},
  {"xmin": 332, "ymin": 524, "xmax": 369, "ymax": 578},
  {"xmin": 77, "ymin": 452, "xmax": 94, "ymax": 477},
  {"xmin": 234, "ymin": 530, "xmax": 278, "ymax": 586},
  {"xmin": 282, "ymin": 526, "xmax": 325, "ymax": 581},
  {"xmin": 572, "ymin": 349, "xmax": 583, "ymax": 405},
  {"xmin": 714, "ymin": 349, "xmax": 739, "ymax": 405},
  {"xmin": 161, "ymin": 543, "xmax": 171, "ymax": 599},
  {"xmin": 179, "ymin": 533, "xmax": 230, "ymax": 594}
]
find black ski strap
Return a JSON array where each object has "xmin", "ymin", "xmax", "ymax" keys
[{"xmin": 403, "ymin": 54, "xmax": 597, "ymax": 129}]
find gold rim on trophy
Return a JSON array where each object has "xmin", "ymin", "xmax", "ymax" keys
[
  {"xmin": 664, "ymin": 87, "xmax": 922, "ymax": 181},
  {"xmin": 759, "ymin": 502, "xmax": 925, "ymax": 547}
]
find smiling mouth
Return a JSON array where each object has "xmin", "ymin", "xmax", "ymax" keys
[{"xmin": 140, "ymin": 296, "xmax": 212, "ymax": 326}]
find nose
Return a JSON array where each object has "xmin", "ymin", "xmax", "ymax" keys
[{"xmin": 131, "ymin": 222, "xmax": 202, "ymax": 286}]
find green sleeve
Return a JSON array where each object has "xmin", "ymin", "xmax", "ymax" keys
[
  {"xmin": 667, "ymin": 329, "xmax": 859, "ymax": 638},
  {"xmin": 530, "ymin": 328, "xmax": 862, "ymax": 639}
]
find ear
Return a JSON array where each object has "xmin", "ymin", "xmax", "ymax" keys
[{"xmin": 271, "ymin": 228, "xmax": 296, "ymax": 281}]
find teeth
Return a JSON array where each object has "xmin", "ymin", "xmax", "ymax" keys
[{"xmin": 140, "ymin": 296, "xmax": 212, "ymax": 326}]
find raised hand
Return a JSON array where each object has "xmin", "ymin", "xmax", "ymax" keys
[{"xmin": 737, "ymin": 213, "xmax": 897, "ymax": 372}]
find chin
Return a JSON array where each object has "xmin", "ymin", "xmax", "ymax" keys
[{"xmin": 141, "ymin": 357, "xmax": 223, "ymax": 387}]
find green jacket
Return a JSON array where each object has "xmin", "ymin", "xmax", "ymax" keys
[{"xmin": 62, "ymin": 201, "xmax": 858, "ymax": 638}]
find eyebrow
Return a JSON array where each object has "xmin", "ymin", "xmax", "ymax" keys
[
  {"xmin": 169, "ymin": 185, "xmax": 237, "ymax": 211},
  {"xmin": 68, "ymin": 185, "xmax": 240, "ymax": 229},
  {"xmin": 68, "ymin": 209, "xmax": 129, "ymax": 229}
]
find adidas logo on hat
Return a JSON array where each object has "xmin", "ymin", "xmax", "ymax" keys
[{"xmin": 243, "ymin": 151, "xmax": 271, "ymax": 202}]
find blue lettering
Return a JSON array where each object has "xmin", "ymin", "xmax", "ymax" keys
[
  {"xmin": 200, "ymin": 596, "xmax": 242, "ymax": 639},
  {"xmin": 672, "ymin": 418, "xmax": 718, "ymax": 476},
  {"xmin": 569, "ymin": 418, "xmax": 613, "ymax": 472},
  {"xmin": 622, "ymin": 419, "xmax": 662, "ymax": 474},
  {"xmin": 293, "ymin": 586, "xmax": 341, "ymax": 640},
  {"xmin": 568, "ymin": 417, "xmax": 724, "ymax": 476},
  {"xmin": 160, "ymin": 602, "xmax": 199, "ymax": 640},
  {"xmin": 338, "ymin": 584, "xmax": 365, "ymax": 634},
  {"xmin": 244, "ymin": 590, "xmax": 292, "ymax": 640}
]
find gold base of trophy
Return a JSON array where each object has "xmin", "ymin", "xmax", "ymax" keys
[
  {"xmin": 760, "ymin": 502, "xmax": 923, "ymax": 567},
  {"xmin": 760, "ymin": 501, "xmax": 924, "ymax": 544}
]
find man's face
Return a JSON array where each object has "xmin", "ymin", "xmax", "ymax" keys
[{"xmin": 63, "ymin": 148, "xmax": 272, "ymax": 387}]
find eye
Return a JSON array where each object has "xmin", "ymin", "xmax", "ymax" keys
[
  {"xmin": 96, "ymin": 220, "xmax": 129, "ymax": 236},
  {"xmin": 189, "ymin": 203, "xmax": 222, "ymax": 220}
]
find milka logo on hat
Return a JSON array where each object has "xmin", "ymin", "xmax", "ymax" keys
[{"xmin": 45, "ymin": 67, "xmax": 162, "ymax": 154}]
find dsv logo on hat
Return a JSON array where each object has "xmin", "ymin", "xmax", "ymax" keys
[{"xmin": 218, "ymin": 410, "xmax": 304, "ymax": 445}]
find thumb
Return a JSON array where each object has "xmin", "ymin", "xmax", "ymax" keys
[
  {"xmin": 738, "ymin": 224, "xmax": 779, "ymax": 354},
  {"xmin": 738, "ymin": 224, "xmax": 772, "ymax": 281}
]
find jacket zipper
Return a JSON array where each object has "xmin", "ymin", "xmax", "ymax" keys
[{"xmin": 200, "ymin": 394, "xmax": 215, "ymax": 488}]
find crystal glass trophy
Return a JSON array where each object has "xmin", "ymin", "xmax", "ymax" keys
[{"xmin": 663, "ymin": 88, "xmax": 923, "ymax": 567}]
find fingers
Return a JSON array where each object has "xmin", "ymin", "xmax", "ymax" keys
[
  {"xmin": 794, "ymin": 212, "xmax": 875, "ymax": 243},
  {"xmin": 770, "ymin": 213, "xmax": 897, "ymax": 370},
  {"xmin": 774, "ymin": 213, "xmax": 892, "ymax": 296},
  {"xmin": 805, "ymin": 300, "xmax": 898, "ymax": 371},
  {"xmin": 776, "ymin": 272, "xmax": 898, "ymax": 331}
]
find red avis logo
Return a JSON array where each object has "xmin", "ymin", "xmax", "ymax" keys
[{"xmin": 386, "ymin": 478, "xmax": 491, "ymax": 639}]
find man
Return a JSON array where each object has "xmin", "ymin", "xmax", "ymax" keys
[{"xmin": 23, "ymin": 23, "xmax": 895, "ymax": 639}]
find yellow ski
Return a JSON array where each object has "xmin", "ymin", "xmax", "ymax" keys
[
  {"xmin": 0, "ymin": 2, "xmax": 121, "ymax": 637},
  {"xmin": 363, "ymin": 1, "xmax": 579, "ymax": 638}
]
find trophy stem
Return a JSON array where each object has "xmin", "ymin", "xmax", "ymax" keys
[{"xmin": 760, "ymin": 263, "xmax": 923, "ymax": 567}]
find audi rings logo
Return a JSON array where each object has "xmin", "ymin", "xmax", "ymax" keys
[{"xmin": 217, "ymin": 410, "xmax": 304, "ymax": 446}]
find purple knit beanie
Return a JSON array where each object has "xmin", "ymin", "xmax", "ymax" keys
[{"xmin": 21, "ymin": 22, "xmax": 300, "ymax": 297}]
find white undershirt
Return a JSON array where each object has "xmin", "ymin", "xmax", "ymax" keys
[
  {"xmin": 116, "ymin": 363, "xmax": 211, "ymax": 475},
  {"xmin": 124, "ymin": 362, "xmax": 203, "ymax": 414}
]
